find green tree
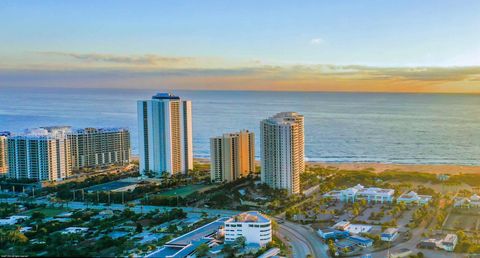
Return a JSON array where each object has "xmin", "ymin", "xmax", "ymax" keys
[
  {"xmin": 135, "ymin": 223, "xmax": 143, "ymax": 233},
  {"xmin": 195, "ymin": 243, "xmax": 209, "ymax": 257},
  {"xmin": 235, "ymin": 236, "xmax": 246, "ymax": 248},
  {"xmin": 31, "ymin": 211, "xmax": 45, "ymax": 220}
]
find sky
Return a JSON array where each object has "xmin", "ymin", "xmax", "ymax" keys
[{"xmin": 1, "ymin": 0, "xmax": 480, "ymax": 93}]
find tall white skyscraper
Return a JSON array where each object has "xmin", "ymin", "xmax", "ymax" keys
[
  {"xmin": 137, "ymin": 93, "xmax": 193, "ymax": 176},
  {"xmin": 7, "ymin": 128, "xmax": 71, "ymax": 181},
  {"xmin": 260, "ymin": 112, "xmax": 304, "ymax": 194},
  {"xmin": 210, "ymin": 130, "xmax": 255, "ymax": 182}
]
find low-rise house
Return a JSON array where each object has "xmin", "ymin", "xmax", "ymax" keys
[
  {"xmin": 439, "ymin": 234, "xmax": 458, "ymax": 252},
  {"xmin": 92, "ymin": 209, "xmax": 114, "ymax": 220},
  {"xmin": 348, "ymin": 235, "xmax": 373, "ymax": 248},
  {"xmin": 334, "ymin": 235, "xmax": 374, "ymax": 253},
  {"xmin": 381, "ymin": 228, "xmax": 399, "ymax": 242},
  {"xmin": 396, "ymin": 191, "xmax": 432, "ymax": 205},
  {"xmin": 344, "ymin": 224, "xmax": 372, "ymax": 234},
  {"xmin": 333, "ymin": 221, "xmax": 350, "ymax": 231},
  {"xmin": 0, "ymin": 215, "xmax": 29, "ymax": 226},
  {"xmin": 19, "ymin": 226, "xmax": 33, "ymax": 233},
  {"xmin": 335, "ymin": 238, "xmax": 358, "ymax": 253},
  {"xmin": 418, "ymin": 239, "xmax": 439, "ymax": 249},
  {"xmin": 62, "ymin": 227, "xmax": 89, "ymax": 234},
  {"xmin": 417, "ymin": 234, "xmax": 457, "ymax": 252},
  {"xmin": 317, "ymin": 228, "xmax": 350, "ymax": 240}
]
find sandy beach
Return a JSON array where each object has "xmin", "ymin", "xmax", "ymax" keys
[
  {"xmin": 193, "ymin": 158, "xmax": 480, "ymax": 175},
  {"xmin": 305, "ymin": 162, "xmax": 480, "ymax": 175}
]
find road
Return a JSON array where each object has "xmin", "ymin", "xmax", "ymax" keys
[
  {"xmin": 278, "ymin": 223, "xmax": 312, "ymax": 257},
  {"xmin": 277, "ymin": 220, "xmax": 329, "ymax": 258},
  {"xmin": 362, "ymin": 219, "xmax": 461, "ymax": 258}
]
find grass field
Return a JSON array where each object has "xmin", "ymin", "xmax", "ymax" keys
[
  {"xmin": 21, "ymin": 207, "xmax": 69, "ymax": 217},
  {"xmin": 444, "ymin": 212, "xmax": 480, "ymax": 231},
  {"xmin": 157, "ymin": 184, "xmax": 216, "ymax": 197},
  {"xmin": 85, "ymin": 181, "xmax": 136, "ymax": 192}
]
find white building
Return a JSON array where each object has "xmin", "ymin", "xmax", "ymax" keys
[
  {"xmin": 381, "ymin": 228, "xmax": 399, "ymax": 242},
  {"xmin": 396, "ymin": 191, "xmax": 432, "ymax": 205},
  {"xmin": 224, "ymin": 211, "xmax": 272, "ymax": 247},
  {"xmin": 62, "ymin": 227, "xmax": 89, "ymax": 234},
  {"xmin": 137, "ymin": 93, "xmax": 193, "ymax": 176},
  {"xmin": 0, "ymin": 215, "xmax": 29, "ymax": 226},
  {"xmin": 439, "ymin": 234, "xmax": 458, "ymax": 252},
  {"xmin": 260, "ymin": 112, "xmax": 304, "ymax": 194},
  {"xmin": 324, "ymin": 184, "xmax": 394, "ymax": 203},
  {"xmin": 210, "ymin": 130, "xmax": 255, "ymax": 182},
  {"xmin": 454, "ymin": 194, "xmax": 480, "ymax": 208},
  {"xmin": 7, "ymin": 128, "xmax": 71, "ymax": 181}
]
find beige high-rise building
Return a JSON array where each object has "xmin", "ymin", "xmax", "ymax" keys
[
  {"xmin": 260, "ymin": 112, "xmax": 304, "ymax": 194},
  {"xmin": 137, "ymin": 93, "xmax": 193, "ymax": 176},
  {"xmin": 0, "ymin": 132, "xmax": 9, "ymax": 175},
  {"xmin": 7, "ymin": 128, "xmax": 71, "ymax": 181},
  {"xmin": 210, "ymin": 130, "xmax": 255, "ymax": 182}
]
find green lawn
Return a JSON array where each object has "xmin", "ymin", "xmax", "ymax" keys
[
  {"xmin": 21, "ymin": 207, "xmax": 69, "ymax": 217},
  {"xmin": 157, "ymin": 184, "xmax": 216, "ymax": 197}
]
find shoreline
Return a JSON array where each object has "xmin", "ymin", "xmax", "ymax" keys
[{"xmin": 192, "ymin": 158, "xmax": 480, "ymax": 175}]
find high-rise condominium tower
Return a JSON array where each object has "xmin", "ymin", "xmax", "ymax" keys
[
  {"xmin": 0, "ymin": 132, "xmax": 10, "ymax": 175},
  {"xmin": 7, "ymin": 128, "xmax": 71, "ymax": 181},
  {"xmin": 260, "ymin": 112, "xmax": 304, "ymax": 194},
  {"xmin": 68, "ymin": 128, "xmax": 131, "ymax": 170},
  {"xmin": 137, "ymin": 93, "xmax": 193, "ymax": 176},
  {"xmin": 210, "ymin": 130, "xmax": 255, "ymax": 182}
]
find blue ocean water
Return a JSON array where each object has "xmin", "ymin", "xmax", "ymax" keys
[{"xmin": 0, "ymin": 87, "xmax": 479, "ymax": 165}]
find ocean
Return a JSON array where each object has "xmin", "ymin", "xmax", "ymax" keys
[{"xmin": 0, "ymin": 87, "xmax": 479, "ymax": 165}]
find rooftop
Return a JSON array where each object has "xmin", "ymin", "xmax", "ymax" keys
[
  {"xmin": 264, "ymin": 112, "xmax": 304, "ymax": 125},
  {"xmin": 226, "ymin": 211, "xmax": 270, "ymax": 223},
  {"xmin": 382, "ymin": 228, "xmax": 399, "ymax": 235},
  {"xmin": 443, "ymin": 234, "xmax": 458, "ymax": 244},
  {"xmin": 167, "ymin": 217, "xmax": 228, "ymax": 246},
  {"xmin": 152, "ymin": 93, "xmax": 181, "ymax": 100},
  {"xmin": 72, "ymin": 127, "xmax": 129, "ymax": 134},
  {"xmin": 349, "ymin": 235, "xmax": 373, "ymax": 243}
]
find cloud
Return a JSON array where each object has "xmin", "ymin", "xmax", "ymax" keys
[
  {"xmin": 310, "ymin": 38, "xmax": 324, "ymax": 45},
  {"xmin": 37, "ymin": 52, "xmax": 195, "ymax": 66},
  {"xmin": 1, "ymin": 53, "xmax": 480, "ymax": 93}
]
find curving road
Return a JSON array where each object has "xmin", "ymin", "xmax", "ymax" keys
[
  {"xmin": 278, "ymin": 223, "xmax": 312, "ymax": 257},
  {"xmin": 277, "ymin": 220, "xmax": 330, "ymax": 258}
]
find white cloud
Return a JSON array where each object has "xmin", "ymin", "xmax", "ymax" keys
[{"xmin": 310, "ymin": 38, "xmax": 324, "ymax": 45}]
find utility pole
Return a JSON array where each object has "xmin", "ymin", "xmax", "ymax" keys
[
  {"xmin": 73, "ymin": 190, "xmax": 76, "ymax": 201},
  {"xmin": 82, "ymin": 189, "xmax": 85, "ymax": 201},
  {"xmin": 97, "ymin": 191, "xmax": 100, "ymax": 203}
]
